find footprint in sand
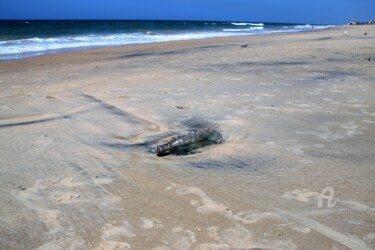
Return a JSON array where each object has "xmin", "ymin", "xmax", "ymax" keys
[
  {"xmin": 220, "ymin": 224, "xmax": 254, "ymax": 249},
  {"xmin": 140, "ymin": 217, "xmax": 163, "ymax": 229},
  {"xmin": 162, "ymin": 227, "xmax": 197, "ymax": 250},
  {"xmin": 317, "ymin": 121, "xmax": 362, "ymax": 142},
  {"xmin": 175, "ymin": 186, "xmax": 229, "ymax": 215},
  {"xmin": 94, "ymin": 241, "xmax": 131, "ymax": 250},
  {"xmin": 288, "ymin": 144, "xmax": 324, "ymax": 156},
  {"xmin": 92, "ymin": 221, "xmax": 133, "ymax": 249},
  {"xmin": 286, "ymin": 100, "xmax": 316, "ymax": 108},
  {"xmin": 58, "ymin": 177, "xmax": 84, "ymax": 187},
  {"xmin": 283, "ymin": 189, "xmax": 319, "ymax": 202},
  {"xmin": 172, "ymin": 184, "xmax": 280, "ymax": 226},
  {"xmin": 50, "ymin": 191, "xmax": 82, "ymax": 204},
  {"xmin": 36, "ymin": 237, "xmax": 86, "ymax": 250},
  {"xmin": 234, "ymin": 211, "xmax": 284, "ymax": 225},
  {"xmin": 12, "ymin": 179, "xmax": 63, "ymax": 233},
  {"xmin": 101, "ymin": 220, "xmax": 135, "ymax": 241},
  {"xmin": 13, "ymin": 176, "xmax": 122, "ymax": 245},
  {"xmin": 28, "ymin": 135, "xmax": 54, "ymax": 154},
  {"xmin": 206, "ymin": 224, "xmax": 297, "ymax": 250},
  {"xmin": 206, "ymin": 226, "xmax": 221, "ymax": 241},
  {"xmin": 195, "ymin": 243, "xmax": 230, "ymax": 250}
]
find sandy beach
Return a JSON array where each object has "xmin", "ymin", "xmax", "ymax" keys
[{"xmin": 1, "ymin": 25, "xmax": 374, "ymax": 249}]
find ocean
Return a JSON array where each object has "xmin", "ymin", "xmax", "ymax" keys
[{"xmin": 0, "ymin": 20, "xmax": 332, "ymax": 61}]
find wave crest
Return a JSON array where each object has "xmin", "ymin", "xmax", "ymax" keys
[
  {"xmin": 223, "ymin": 27, "xmax": 264, "ymax": 32},
  {"xmin": 231, "ymin": 22, "xmax": 264, "ymax": 26}
]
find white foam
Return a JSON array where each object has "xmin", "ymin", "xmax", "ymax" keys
[
  {"xmin": 231, "ymin": 22, "xmax": 264, "ymax": 26},
  {"xmin": 294, "ymin": 24, "xmax": 314, "ymax": 29},
  {"xmin": 0, "ymin": 32, "xmax": 242, "ymax": 60},
  {"xmin": 0, "ymin": 24, "xmax": 333, "ymax": 60},
  {"xmin": 222, "ymin": 27, "xmax": 264, "ymax": 32},
  {"xmin": 294, "ymin": 24, "xmax": 333, "ymax": 30}
]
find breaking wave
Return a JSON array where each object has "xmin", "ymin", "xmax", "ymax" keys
[{"xmin": 231, "ymin": 22, "xmax": 264, "ymax": 26}]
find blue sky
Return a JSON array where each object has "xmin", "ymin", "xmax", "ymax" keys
[{"xmin": 0, "ymin": 0, "xmax": 374, "ymax": 24}]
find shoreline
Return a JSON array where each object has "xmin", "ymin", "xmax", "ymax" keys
[
  {"xmin": 0, "ymin": 25, "xmax": 336, "ymax": 63},
  {"xmin": 1, "ymin": 25, "xmax": 374, "ymax": 249}
]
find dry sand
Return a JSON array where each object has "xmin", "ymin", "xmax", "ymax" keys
[{"xmin": 0, "ymin": 25, "xmax": 374, "ymax": 250}]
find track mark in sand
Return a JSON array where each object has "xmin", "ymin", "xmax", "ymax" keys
[
  {"xmin": 282, "ymin": 189, "xmax": 319, "ymax": 202},
  {"xmin": 0, "ymin": 106, "xmax": 91, "ymax": 128},
  {"xmin": 274, "ymin": 208, "xmax": 372, "ymax": 250},
  {"xmin": 336, "ymin": 199, "xmax": 375, "ymax": 212},
  {"xmin": 28, "ymin": 135, "xmax": 54, "ymax": 153},
  {"xmin": 168, "ymin": 184, "xmax": 298, "ymax": 249},
  {"xmin": 82, "ymin": 93, "xmax": 159, "ymax": 127},
  {"xmin": 287, "ymin": 223, "xmax": 312, "ymax": 234},
  {"xmin": 81, "ymin": 93, "xmax": 164, "ymax": 146}
]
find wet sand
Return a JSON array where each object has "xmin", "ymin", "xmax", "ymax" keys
[{"xmin": 1, "ymin": 26, "xmax": 375, "ymax": 249}]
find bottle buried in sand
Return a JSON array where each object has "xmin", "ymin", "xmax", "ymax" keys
[{"xmin": 150, "ymin": 128, "xmax": 224, "ymax": 157}]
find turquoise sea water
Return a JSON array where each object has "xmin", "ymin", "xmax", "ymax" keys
[{"xmin": 0, "ymin": 20, "xmax": 332, "ymax": 60}]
